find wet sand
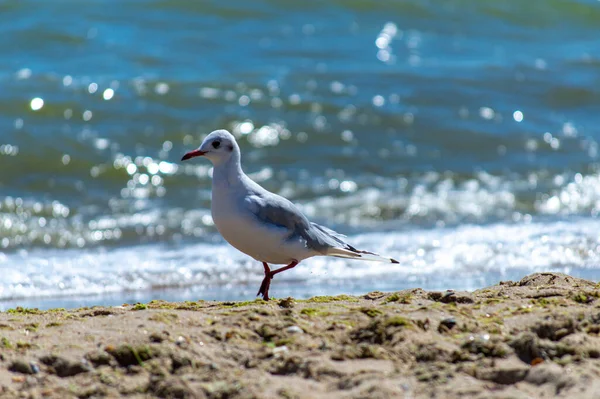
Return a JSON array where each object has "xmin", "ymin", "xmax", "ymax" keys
[{"xmin": 1, "ymin": 272, "xmax": 600, "ymax": 398}]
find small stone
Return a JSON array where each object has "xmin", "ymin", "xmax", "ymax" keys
[
  {"xmin": 170, "ymin": 353, "xmax": 192, "ymax": 372},
  {"xmin": 525, "ymin": 361, "xmax": 575, "ymax": 394},
  {"xmin": 127, "ymin": 365, "xmax": 144, "ymax": 375},
  {"xmin": 149, "ymin": 375, "xmax": 194, "ymax": 398},
  {"xmin": 273, "ymin": 346, "xmax": 289, "ymax": 354},
  {"xmin": 428, "ymin": 292, "xmax": 443, "ymax": 301},
  {"xmin": 364, "ymin": 291, "xmax": 385, "ymax": 300},
  {"xmin": 510, "ymin": 332, "xmax": 544, "ymax": 364},
  {"xmin": 429, "ymin": 290, "xmax": 473, "ymax": 303},
  {"xmin": 438, "ymin": 318, "xmax": 457, "ymax": 332},
  {"xmin": 39, "ymin": 355, "xmax": 91, "ymax": 377},
  {"xmin": 278, "ymin": 297, "xmax": 295, "ymax": 308},
  {"xmin": 476, "ymin": 360, "xmax": 529, "ymax": 385},
  {"xmin": 286, "ymin": 325, "xmax": 304, "ymax": 334},
  {"xmin": 531, "ymin": 357, "xmax": 544, "ymax": 366},
  {"xmin": 462, "ymin": 336, "xmax": 509, "ymax": 358},
  {"xmin": 8, "ymin": 360, "xmax": 35, "ymax": 375},
  {"xmin": 533, "ymin": 315, "xmax": 576, "ymax": 341},
  {"xmin": 441, "ymin": 291, "xmax": 456, "ymax": 302},
  {"xmin": 85, "ymin": 350, "xmax": 114, "ymax": 367},
  {"xmin": 149, "ymin": 332, "xmax": 167, "ymax": 343},
  {"xmin": 82, "ymin": 309, "xmax": 114, "ymax": 317},
  {"xmin": 105, "ymin": 344, "xmax": 157, "ymax": 367}
]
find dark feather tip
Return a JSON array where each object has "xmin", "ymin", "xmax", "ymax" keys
[{"xmin": 391, "ymin": 258, "xmax": 399, "ymax": 264}]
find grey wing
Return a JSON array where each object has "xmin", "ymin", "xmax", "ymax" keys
[
  {"xmin": 243, "ymin": 184, "xmax": 398, "ymax": 263},
  {"xmin": 244, "ymin": 192, "xmax": 349, "ymax": 254},
  {"xmin": 244, "ymin": 193, "xmax": 311, "ymax": 235}
]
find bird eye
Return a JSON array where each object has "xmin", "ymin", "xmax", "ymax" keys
[{"xmin": 212, "ymin": 140, "xmax": 221, "ymax": 149}]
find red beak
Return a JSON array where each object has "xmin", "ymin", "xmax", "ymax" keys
[{"xmin": 181, "ymin": 149, "xmax": 206, "ymax": 161}]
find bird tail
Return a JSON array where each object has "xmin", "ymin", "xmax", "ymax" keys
[
  {"xmin": 310, "ymin": 222, "xmax": 399, "ymax": 264},
  {"xmin": 327, "ymin": 247, "xmax": 399, "ymax": 264}
]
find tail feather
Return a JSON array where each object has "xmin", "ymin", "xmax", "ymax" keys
[
  {"xmin": 310, "ymin": 222, "xmax": 399, "ymax": 264},
  {"xmin": 327, "ymin": 247, "xmax": 399, "ymax": 264}
]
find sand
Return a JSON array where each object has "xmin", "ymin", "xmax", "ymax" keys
[{"xmin": 1, "ymin": 272, "xmax": 600, "ymax": 398}]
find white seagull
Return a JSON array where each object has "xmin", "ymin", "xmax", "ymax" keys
[{"xmin": 181, "ymin": 129, "xmax": 398, "ymax": 300}]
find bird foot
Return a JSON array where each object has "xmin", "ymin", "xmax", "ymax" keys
[
  {"xmin": 257, "ymin": 273, "xmax": 273, "ymax": 301},
  {"xmin": 256, "ymin": 261, "xmax": 298, "ymax": 301}
]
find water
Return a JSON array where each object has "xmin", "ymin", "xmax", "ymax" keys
[{"xmin": 1, "ymin": 0, "xmax": 600, "ymax": 309}]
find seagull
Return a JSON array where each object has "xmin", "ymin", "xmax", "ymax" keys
[{"xmin": 181, "ymin": 129, "xmax": 398, "ymax": 300}]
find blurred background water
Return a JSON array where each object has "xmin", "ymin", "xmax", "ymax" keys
[{"xmin": 1, "ymin": 0, "xmax": 600, "ymax": 309}]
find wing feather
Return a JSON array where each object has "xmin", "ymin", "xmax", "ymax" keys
[{"xmin": 243, "ymin": 187, "xmax": 397, "ymax": 263}]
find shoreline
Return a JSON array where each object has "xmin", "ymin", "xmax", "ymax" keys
[{"xmin": 1, "ymin": 272, "xmax": 599, "ymax": 398}]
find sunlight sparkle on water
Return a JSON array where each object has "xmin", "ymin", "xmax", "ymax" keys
[
  {"xmin": 479, "ymin": 107, "xmax": 494, "ymax": 120},
  {"xmin": 103, "ymin": 88, "xmax": 114, "ymax": 100},
  {"xmin": 155, "ymin": 83, "xmax": 169, "ymax": 95},
  {"xmin": 375, "ymin": 22, "xmax": 399, "ymax": 64},
  {"xmin": 372, "ymin": 95, "xmax": 385, "ymax": 107},
  {"xmin": 513, "ymin": 110, "xmax": 523, "ymax": 122},
  {"xmin": 238, "ymin": 121, "xmax": 254, "ymax": 135},
  {"xmin": 30, "ymin": 97, "xmax": 44, "ymax": 111},
  {"xmin": 88, "ymin": 83, "xmax": 98, "ymax": 94},
  {"xmin": 16, "ymin": 68, "xmax": 32, "ymax": 79}
]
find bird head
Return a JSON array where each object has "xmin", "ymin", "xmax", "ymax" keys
[{"xmin": 181, "ymin": 129, "xmax": 238, "ymax": 165}]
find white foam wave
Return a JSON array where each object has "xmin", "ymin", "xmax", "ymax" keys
[{"xmin": 1, "ymin": 218, "xmax": 599, "ymax": 306}]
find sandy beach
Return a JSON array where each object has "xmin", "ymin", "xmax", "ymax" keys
[{"xmin": 1, "ymin": 272, "xmax": 599, "ymax": 398}]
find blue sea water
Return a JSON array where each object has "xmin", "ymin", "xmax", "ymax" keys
[{"xmin": 1, "ymin": 0, "xmax": 600, "ymax": 309}]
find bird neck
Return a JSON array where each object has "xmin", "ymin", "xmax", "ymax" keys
[{"xmin": 212, "ymin": 149, "xmax": 244, "ymax": 187}]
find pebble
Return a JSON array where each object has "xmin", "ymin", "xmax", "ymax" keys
[
  {"xmin": 438, "ymin": 318, "xmax": 457, "ymax": 332},
  {"xmin": 286, "ymin": 325, "xmax": 304, "ymax": 334},
  {"xmin": 8, "ymin": 360, "xmax": 36, "ymax": 375}
]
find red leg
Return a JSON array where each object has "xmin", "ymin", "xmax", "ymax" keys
[
  {"xmin": 270, "ymin": 260, "xmax": 298, "ymax": 277},
  {"xmin": 257, "ymin": 262, "xmax": 271, "ymax": 300},
  {"xmin": 256, "ymin": 260, "xmax": 298, "ymax": 301}
]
